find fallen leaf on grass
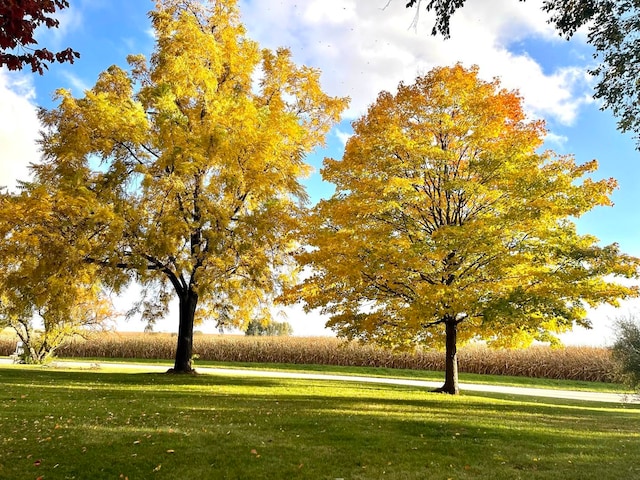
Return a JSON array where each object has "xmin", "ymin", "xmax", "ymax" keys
[
  {"xmin": 153, "ymin": 464, "xmax": 162, "ymax": 472},
  {"xmin": 33, "ymin": 460, "xmax": 42, "ymax": 467}
]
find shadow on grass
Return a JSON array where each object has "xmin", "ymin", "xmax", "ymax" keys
[{"xmin": 1, "ymin": 366, "xmax": 639, "ymax": 480}]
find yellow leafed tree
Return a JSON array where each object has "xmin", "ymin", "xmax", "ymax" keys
[
  {"xmin": 26, "ymin": 0, "xmax": 347, "ymax": 372},
  {"xmin": 289, "ymin": 64, "xmax": 639, "ymax": 394},
  {"xmin": 0, "ymin": 185, "xmax": 116, "ymax": 363}
]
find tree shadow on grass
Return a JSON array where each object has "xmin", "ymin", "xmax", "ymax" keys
[{"xmin": 2, "ymin": 366, "xmax": 640, "ymax": 480}]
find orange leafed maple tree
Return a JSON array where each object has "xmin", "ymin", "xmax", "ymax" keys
[{"xmin": 289, "ymin": 64, "xmax": 640, "ymax": 394}]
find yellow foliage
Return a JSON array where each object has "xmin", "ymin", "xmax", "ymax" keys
[
  {"xmin": 291, "ymin": 64, "xmax": 640, "ymax": 353},
  {"xmin": 0, "ymin": 188, "xmax": 118, "ymax": 363},
  {"xmin": 13, "ymin": 0, "xmax": 347, "ymax": 353}
]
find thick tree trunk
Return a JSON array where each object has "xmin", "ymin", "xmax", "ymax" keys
[
  {"xmin": 169, "ymin": 289, "xmax": 198, "ymax": 374},
  {"xmin": 435, "ymin": 318, "xmax": 459, "ymax": 394}
]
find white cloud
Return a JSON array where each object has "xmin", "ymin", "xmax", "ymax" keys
[
  {"xmin": 544, "ymin": 131, "xmax": 569, "ymax": 148},
  {"xmin": 335, "ymin": 128, "xmax": 352, "ymax": 147},
  {"xmin": 239, "ymin": 0, "xmax": 592, "ymax": 125},
  {"xmin": 36, "ymin": 1, "xmax": 84, "ymax": 51},
  {"xmin": 59, "ymin": 70, "xmax": 91, "ymax": 94},
  {"xmin": 302, "ymin": 0, "xmax": 357, "ymax": 25},
  {"xmin": 0, "ymin": 70, "xmax": 41, "ymax": 191}
]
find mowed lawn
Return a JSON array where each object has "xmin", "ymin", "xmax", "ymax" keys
[{"xmin": 0, "ymin": 365, "xmax": 638, "ymax": 480}]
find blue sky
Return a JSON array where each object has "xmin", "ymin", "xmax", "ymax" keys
[{"xmin": 1, "ymin": 0, "xmax": 639, "ymax": 344}]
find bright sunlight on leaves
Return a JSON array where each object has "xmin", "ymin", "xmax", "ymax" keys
[
  {"xmin": 6, "ymin": 0, "xmax": 347, "ymax": 372},
  {"xmin": 288, "ymin": 64, "xmax": 640, "ymax": 394}
]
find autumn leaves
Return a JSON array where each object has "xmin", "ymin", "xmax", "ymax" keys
[
  {"xmin": 1, "ymin": 0, "xmax": 348, "ymax": 372},
  {"xmin": 1, "ymin": 0, "xmax": 638, "ymax": 393},
  {"xmin": 290, "ymin": 64, "xmax": 640, "ymax": 393}
]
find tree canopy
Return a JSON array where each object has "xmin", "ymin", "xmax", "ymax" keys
[
  {"xmin": 0, "ymin": 0, "xmax": 80, "ymax": 73},
  {"xmin": 289, "ymin": 64, "xmax": 639, "ymax": 394},
  {"xmin": 405, "ymin": 0, "xmax": 640, "ymax": 149},
  {"xmin": 12, "ymin": 0, "xmax": 347, "ymax": 372}
]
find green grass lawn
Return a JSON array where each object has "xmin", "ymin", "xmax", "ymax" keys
[
  {"xmin": 51, "ymin": 356, "xmax": 632, "ymax": 393},
  {"xmin": 1, "ymin": 365, "xmax": 638, "ymax": 480}
]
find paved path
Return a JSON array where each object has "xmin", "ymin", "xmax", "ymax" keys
[{"xmin": 2, "ymin": 358, "xmax": 638, "ymax": 404}]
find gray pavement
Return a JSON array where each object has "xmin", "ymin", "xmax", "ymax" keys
[{"xmin": 2, "ymin": 358, "xmax": 638, "ymax": 404}]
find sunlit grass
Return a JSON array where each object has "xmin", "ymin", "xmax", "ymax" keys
[
  {"xmin": 41, "ymin": 358, "xmax": 633, "ymax": 393},
  {"xmin": 1, "ymin": 365, "xmax": 638, "ymax": 479}
]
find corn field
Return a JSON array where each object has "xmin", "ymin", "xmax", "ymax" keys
[{"xmin": 0, "ymin": 332, "xmax": 617, "ymax": 382}]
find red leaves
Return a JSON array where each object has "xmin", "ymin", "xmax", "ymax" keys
[{"xmin": 0, "ymin": 0, "xmax": 80, "ymax": 73}]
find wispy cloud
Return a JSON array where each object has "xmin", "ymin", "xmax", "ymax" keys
[
  {"xmin": 59, "ymin": 70, "xmax": 91, "ymax": 94},
  {"xmin": 335, "ymin": 128, "xmax": 352, "ymax": 147},
  {"xmin": 544, "ymin": 131, "xmax": 569, "ymax": 148},
  {"xmin": 35, "ymin": 1, "xmax": 84, "ymax": 50}
]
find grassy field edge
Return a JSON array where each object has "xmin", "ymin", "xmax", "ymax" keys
[{"xmin": 11, "ymin": 356, "xmax": 630, "ymax": 394}]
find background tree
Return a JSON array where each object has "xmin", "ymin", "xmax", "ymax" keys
[
  {"xmin": 289, "ymin": 64, "xmax": 639, "ymax": 394},
  {"xmin": 0, "ymin": 186, "xmax": 116, "ymax": 363},
  {"xmin": 611, "ymin": 315, "xmax": 640, "ymax": 392},
  {"xmin": 404, "ymin": 0, "xmax": 640, "ymax": 148},
  {"xmin": 0, "ymin": 0, "xmax": 80, "ymax": 73},
  {"xmin": 245, "ymin": 319, "xmax": 293, "ymax": 336},
  {"xmin": 32, "ymin": 0, "xmax": 346, "ymax": 373}
]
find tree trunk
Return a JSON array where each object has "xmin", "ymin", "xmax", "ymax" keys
[
  {"xmin": 435, "ymin": 318, "xmax": 459, "ymax": 394},
  {"xmin": 169, "ymin": 289, "xmax": 198, "ymax": 373}
]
